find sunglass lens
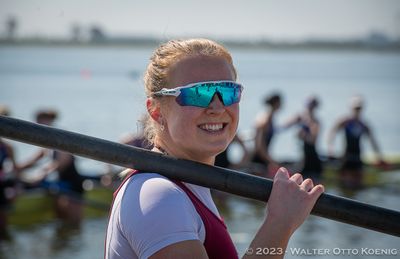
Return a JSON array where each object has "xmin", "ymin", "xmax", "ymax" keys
[
  {"xmin": 219, "ymin": 84, "xmax": 242, "ymax": 106},
  {"xmin": 176, "ymin": 85, "xmax": 214, "ymax": 107},
  {"xmin": 176, "ymin": 82, "xmax": 242, "ymax": 107}
]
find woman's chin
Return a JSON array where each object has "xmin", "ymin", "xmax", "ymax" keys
[{"xmin": 201, "ymin": 144, "xmax": 228, "ymax": 157}]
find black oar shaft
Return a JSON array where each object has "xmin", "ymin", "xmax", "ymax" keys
[{"xmin": 1, "ymin": 115, "xmax": 399, "ymax": 237}]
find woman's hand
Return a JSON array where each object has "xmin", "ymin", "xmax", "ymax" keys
[
  {"xmin": 244, "ymin": 168, "xmax": 324, "ymax": 258},
  {"xmin": 266, "ymin": 167, "xmax": 324, "ymax": 236}
]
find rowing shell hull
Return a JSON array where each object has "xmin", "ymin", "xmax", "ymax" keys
[{"xmin": 8, "ymin": 187, "xmax": 113, "ymax": 227}]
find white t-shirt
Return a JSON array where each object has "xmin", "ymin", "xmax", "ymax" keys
[{"xmin": 105, "ymin": 172, "xmax": 221, "ymax": 259}]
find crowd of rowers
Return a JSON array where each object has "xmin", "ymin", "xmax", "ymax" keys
[
  {"xmin": 0, "ymin": 107, "xmax": 84, "ymax": 239},
  {"xmin": 0, "ymin": 93, "xmax": 386, "ymax": 238},
  {"xmin": 123, "ymin": 93, "xmax": 386, "ymax": 187}
]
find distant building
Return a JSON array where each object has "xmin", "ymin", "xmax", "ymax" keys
[
  {"xmin": 6, "ymin": 16, "xmax": 18, "ymax": 40},
  {"xmin": 364, "ymin": 31, "xmax": 391, "ymax": 47},
  {"xmin": 89, "ymin": 25, "xmax": 106, "ymax": 43}
]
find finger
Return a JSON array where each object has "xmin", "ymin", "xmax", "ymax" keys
[
  {"xmin": 290, "ymin": 173, "xmax": 303, "ymax": 185},
  {"xmin": 300, "ymin": 178, "xmax": 314, "ymax": 192},
  {"xmin": 309, "ymin": 184, "xmax": 325, "ymax": 197},
  {"xmin": 274, "ymin": 167, "xmax": 290, "ymax": 181}
]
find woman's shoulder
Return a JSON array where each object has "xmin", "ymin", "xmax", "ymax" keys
[
  {"xmin": 121, "ymin": 171, "xmax": 172, "ymax": 188},
  {"xmin": 117, "ymin": 172, "xmax": 204, "ymax": 232},
  {"xmin": 119, "ymin": 172, "xmax": 188, "ymax": 205},
  {"xmin": 111, "ymin": 173, "xmax": 206, "ymax": 259}
]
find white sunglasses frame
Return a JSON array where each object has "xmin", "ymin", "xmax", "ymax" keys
[{"xmin": 152, "ymin": 80, "xmax": 243, "ymax": 98}]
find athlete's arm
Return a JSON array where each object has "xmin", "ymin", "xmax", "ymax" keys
[
  {"xmin": 327, "ymin": 118, "xmax": 347, "ymax": 157},
  {"xmin": 4, "ymin": 142, "xmax": 20, "ymax": 177},
  {"xmin": 365, "ymin": 125, "xmax": 383, "ymax": 161},
  {"xmin": 18, "ymin": 148, "xmax": 47, "ymax": 170}
]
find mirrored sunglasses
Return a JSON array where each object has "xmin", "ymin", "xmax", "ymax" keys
[{"xmin": 152, "ymin": 80, "xmax": 243, "ymax": 108}]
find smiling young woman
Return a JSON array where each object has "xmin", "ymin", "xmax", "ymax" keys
[
  {"xmin": 151, "ymin": 54, "xmax": 240, "ymax": 165},
  {"xmin": 105, "ymin": 38, "xmax": 324, "ymax": 259}
]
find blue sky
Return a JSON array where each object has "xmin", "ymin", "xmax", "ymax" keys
[{"xmin": 0, "ymin": 0, "xmax": 399, "ymax": 40}]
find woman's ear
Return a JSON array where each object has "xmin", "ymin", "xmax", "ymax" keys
[{"xmin": 146, "ymin": 98, "xmax": 162, "ymax": 123}]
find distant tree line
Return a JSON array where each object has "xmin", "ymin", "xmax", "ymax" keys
[{"xmin": 1, "ymin": 17, "xmax": 399, "ymax": 50}]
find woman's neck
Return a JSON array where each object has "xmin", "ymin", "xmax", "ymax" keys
[{"xmin": 153, "ymin": 141, "xmax": 215, "ymax": 165}]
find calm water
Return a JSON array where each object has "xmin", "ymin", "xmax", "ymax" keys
[{"xmin": 1, "ymin": 46, "xmax": 399, "ymax": 258}]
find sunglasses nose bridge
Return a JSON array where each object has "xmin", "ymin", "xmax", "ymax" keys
[
  {"xmin": 213, "ymin": 87, "xmax": 225, "ymax": 102},
  {"xmin": 215, "ymin": 89, "xmax": 224, "ymax": 102},
  {"xmin": 208, "ymin": 91, "xmax": 225, "ymax": 109}
]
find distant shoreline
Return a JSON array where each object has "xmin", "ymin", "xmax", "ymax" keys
[{"xmin": 1, "ymin": 38, "xmax": 400, "ymax": 52}]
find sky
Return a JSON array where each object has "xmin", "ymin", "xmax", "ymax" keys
[{"xmin": 0, "ymin": 0, "xmax": 399, "ymax": 41}]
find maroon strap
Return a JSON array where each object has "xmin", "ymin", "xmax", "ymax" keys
[
  {"xmin": 172, "ymin": 180, "xmax": 238, "ymax": 259},
  {"xmin": 112, "ymin": 169, "xmax": 138, "ymax": 199}
]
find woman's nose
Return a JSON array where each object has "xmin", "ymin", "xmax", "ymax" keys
[{"xmin": 206, "ymin": 93, "xmax": 225, "ymax": 114}]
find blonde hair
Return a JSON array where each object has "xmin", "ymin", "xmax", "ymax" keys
[{"xmin": 142, "ymin": 38, "xmax": 237, "ymax": 145}]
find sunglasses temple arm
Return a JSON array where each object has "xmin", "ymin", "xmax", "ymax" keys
[{"xmin": 153, "ymin": 89, "xmax": 181, "ymax": 97}]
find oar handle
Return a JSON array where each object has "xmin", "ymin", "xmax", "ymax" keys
[{"xmin": 1, "ymin": 115, "xmax": 399, "ymax": 237}]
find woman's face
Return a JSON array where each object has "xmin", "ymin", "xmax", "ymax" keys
[{"xmin": 158, "ymin": 55, "xmax": 239, "ymax": 164}]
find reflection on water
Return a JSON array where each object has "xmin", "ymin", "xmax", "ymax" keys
[
  {"xmin": 50, "ymin": 222, "xmax": 82, "ymax": 254},
  {"xmin": 0, "ymin": 178, "xmax": 399, "ymax": 258},
  {"xmin": 0, "ymin": 218, "xmax": 107, "ymax": 259}
]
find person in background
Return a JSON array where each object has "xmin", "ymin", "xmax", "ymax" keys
[
  {"xmin": 105, "ymin": 38, "xmax": 324, "ymax": 259},
  {"xmin": 250, "ymin": 93, "xmax": 281, "ymax": 177},
  {"xmin": 120, "ymin": 114, "xmax": 154, "ymax": 149},
  {"xmin": 328, "ymin": 96, "xmax": 385, "ymax": 188},
  {"xmin": 297, "ymin": 96, "xmax": 323, "ymax": 181},
  {"xmin": 106, "ymin": 114, "xmax": 154, "ymax": 180},
  {"xmin": 0, "ymin": 106, "xmax": 21, "ymax": 240},
  {"xmin": 19, "ymin": 109, "xmax": 84, "ymax": 226},
  {"xmin": 214, "ymin": 134, "xmax": 249, "ymax": 207},
  {"xmin": 214, "ymin": 134, "xmax": 249, "ymax": 170},
  {"xmin": 282, "ymin": 95, "xmax": 323, "ymax": 181}
]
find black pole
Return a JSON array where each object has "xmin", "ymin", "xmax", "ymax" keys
[{"xmin": 1, "ymin": 115, "xmax": 399, "ymax": 237}]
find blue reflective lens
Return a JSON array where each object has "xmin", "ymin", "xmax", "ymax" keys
[{"xmin": 175, "ymin": 81, "xmax": 243, "ymax": 107}]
